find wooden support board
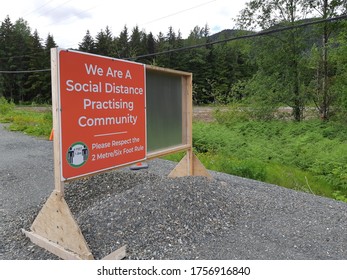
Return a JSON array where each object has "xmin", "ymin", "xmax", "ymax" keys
[
  {"xmin": 102, "ymin": 245, "xmax": 127, "ymax": 260},
  {"xmin": 23, "ymin": 191, "xmax": 93, "ymax": 260},
  {"xmin": 169, "ymin": 153, "xmax": 212, "ymax": 179},
  {"xmin": 22, "ymin": 229, "xmax": 91, "ymax": 260}
]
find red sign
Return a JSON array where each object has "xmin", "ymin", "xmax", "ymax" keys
[{"xmin": 58, "ymin": 49, "xmax": 146, "ymax": 180}]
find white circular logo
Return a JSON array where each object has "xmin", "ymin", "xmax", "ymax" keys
[{"xmin": 67, "ymin": 142, "xmax": 89, "ymax": 167}]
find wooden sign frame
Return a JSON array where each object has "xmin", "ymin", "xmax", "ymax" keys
[{"xmin": 23, "ymin": 49, "xmax": 210, "ymax": 260}]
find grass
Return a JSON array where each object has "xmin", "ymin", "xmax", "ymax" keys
[
  {"xmin": 166, "ymin": 108, "xmax": 347, "ymax": 203},
  {"xmin": 195, "ymin": 107, "xmax": 347, "ymax": 202},
  {"xmin": 166, "ymin": 150, "xmax": 336, "ymax": 199}
]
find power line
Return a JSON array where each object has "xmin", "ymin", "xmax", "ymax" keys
[
  {"xmin": 142, "ymin": 0, "xmax": 216, "ymax": 26},
  {"xmin": 0, "ymin": 50, "xmax": 50, "ymax": 61},
  {"xmin": 127, "ymin": 14, "xmax": 347, "ymax": 60},
  {"xmin": 36, "ymin": 0, "xmax": 74, "ymax": 18},
  {"xmin": 45, "ymin": 4, "xmax": 98, "ymax": 28},
  {"xmin": 0, "ymin": 69, "xmax": 50, "ymax": 74},
  {"xmin": 2, "ymin": 14, "xmax": 347, "ymax": 73},
  {"xmin": 21, "ymin": 0, "xmax": 55, "ymax": 18},
  {"xmin": 59, "ymin": 1, "xmax": 214, "ymax": 50}
]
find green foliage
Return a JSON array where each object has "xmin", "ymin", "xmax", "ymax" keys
[
  {"xmin": 0, "ymin": 106, "xmax": 52, "ymax": 138},
  {"xmin": 332, "ymin": 191, "xmax": 347, "ymax": 203},
  {"xmin": 0, "ymin": 96, "xmax": 15, "ymax": 115},
  {"xmin": 191, "ymin": 117, "xmax": 347, "ymax": 202},
  {"xmin": 214, "ymin": 105, "xmax": 250, "ymax": 125},
  {"xmin": 0, "ymin": 16, "xmax": 56, "ymax": 103},
  {"xmin": 205, "ymin": 153, "xmax": 267, "ymax": 181}
]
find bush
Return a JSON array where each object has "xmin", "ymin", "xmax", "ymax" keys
[{"xmin": 0, "ymin": 97, "xmax": 15, "ymax": 115}]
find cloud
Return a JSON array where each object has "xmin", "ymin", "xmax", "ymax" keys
[{"xmin": 38, "ymin": 3, "xmax": 92, "ymax": 24}]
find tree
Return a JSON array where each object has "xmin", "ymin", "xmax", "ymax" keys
[
  {"xmin": 129, "ymin": 25, "xmax": 142, "ymax": 58},
  {"xmin": 0, "ymin": 16, "xmax": 15, "ymax": 100},
  {"xmin": 146, "ymin": 32, "xmax": 156, "ymax": 55},
  {"xmin": 13, "ymin": 18, "xmax": 33, "ymax": 102},
  {"xmin": 95, "ymin": 26, "xmax": 115, "ymax": 57},
  {"xmin": 328, "ymin": 20, "xmax": 347, "ymax": 119},
  {"xmin": 116, "ymin": 25, "xmax": 130, "ymax": 58},
  {"xmin": 45, "ymin": 33, "xmax": 57, "ymax": 50},
  {"xmin": 0, "ymin": 17, "xmax": 34, "ymax": 102},
  {"xmin": 26, "ymin": 29, "xmax": 47, "ymax": 102},
  {"xmin": 238, "ymin": 0, "xmax": 310, "ymax": 121},
  {"xmin": 306, "ymin": 0, "xmax": 347, "ymax": 120},
  {"xmin": 78, "ymin": 30, "xmax": 96, "ymax": 53},
  {"xmin": 42, "ymin": 33, "xmax": 57, "ymax": 102},
  {"xmin": 154, "ymin": 31, "xmax": 166, "ymax": 66},
  {"xmin": 184, "ymin": 25, "xmax": 211, "ymax": 103}
]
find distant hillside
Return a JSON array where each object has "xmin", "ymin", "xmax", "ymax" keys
[
  {"xmin": 208, "ymin": 18, "xmax": 335, "ymax": 48},
  {"xmin": 209, "ymin": 29, "xmax": 255, "ymax": 42}
]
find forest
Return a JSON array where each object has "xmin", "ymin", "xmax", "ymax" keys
[{"xmin": 0, "ymin": 1, "xmax": 346, "ymax": 122}]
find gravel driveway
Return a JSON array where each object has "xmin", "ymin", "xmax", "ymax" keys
[{"xmin": 0, "ymin": 123, "xmax": 346, "ymax": 260}]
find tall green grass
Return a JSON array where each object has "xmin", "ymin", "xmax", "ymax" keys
[{"xmin": 166, "ymin": 109, "xmax": 347, "ymax": 202}]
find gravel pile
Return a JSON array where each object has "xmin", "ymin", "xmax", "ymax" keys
[
  {"xmin": 1, "ymin": 160, "xmax": 347, "ymax": 260},
  {"xmin": 67, "ymin": 171, "xmax": 237, "ymax": 260}
]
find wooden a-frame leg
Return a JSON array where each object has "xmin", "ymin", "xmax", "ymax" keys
[
  {"xmin": 168, "ymin": 152, "xmax": 212, "ymax": 179},
  {"xmin": 23, "ymin": 191, "xmax": 94, "ymax": 260}
]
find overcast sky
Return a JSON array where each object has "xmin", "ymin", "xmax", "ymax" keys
[{"xmin": 1, "ymin": 0, "xmax": 249, "ymax": 49}]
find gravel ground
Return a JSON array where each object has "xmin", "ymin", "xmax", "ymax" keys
[{"xmin": 1, "ymin": 123, "xmax": 347, "ymax": 260}]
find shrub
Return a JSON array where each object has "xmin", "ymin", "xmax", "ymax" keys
[{"xmin": 0, "ymin": 97, "xmax": 15, "ymax": 115}]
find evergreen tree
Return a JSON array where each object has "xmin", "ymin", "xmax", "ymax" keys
[
  {"xmin": 184, "ymin": 26, "xmax": 209, "ymax": 103},
  {"xmin": 155, "ymin": 31, "xmax": 166, "ymax": 63},
  {"xmin": 0, "ymin": 16, "xmax": 14, "ymax": 100},
  {"xmin": 116, "ymin": 25, "xmax": 130, "ymax": 58},
  {"xmin": 13, "ymin": 18, "xmax": 33, "ymax": 102},
  {"xmin": 45, "ymin": 33, "xmax": 57, "ymax": 49},
  {"xmin": 166, "ymin": 26, "xmax": 176, "ymax": 68},
  {"xmin": 129, "ymin": 25, "xmax": 142, "ymax": 58},
  {"xmin": 155, "ymin": 27, "xmax": 177, "ymax": 68},
  {"xmin": 78, "ymin": 30, "xmax": 96, "ymax": 53},
  {"xmin": 95, "ymin": 26, "xmax": 115, "ymax": 57},
  {"xmin": 26, "ymin": 29, "xmax": 46, "ymax": 102},
  {"xmin": 41, "ymin": 34, "xmax": 57, "ymax": 102},
  {"xmin": 147, "ymin": 32, "xmax": 156, "ymax": 61},
  {"xmin": 0, "ymin": 17, "xmax": 33, "ymax": 102}
]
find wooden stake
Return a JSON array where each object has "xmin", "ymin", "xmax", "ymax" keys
[{"xmin": 51, "ymin": 48, "xmax": 64, "ymax": 195}]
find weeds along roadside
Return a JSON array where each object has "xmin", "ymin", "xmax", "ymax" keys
[
  {"xmin": 0, "ymin": 97, "xmax": 52, "ymax": 139},
  {"xmin": 168, "ymin": 106, "xmax": 347, "ymax": 203}
]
